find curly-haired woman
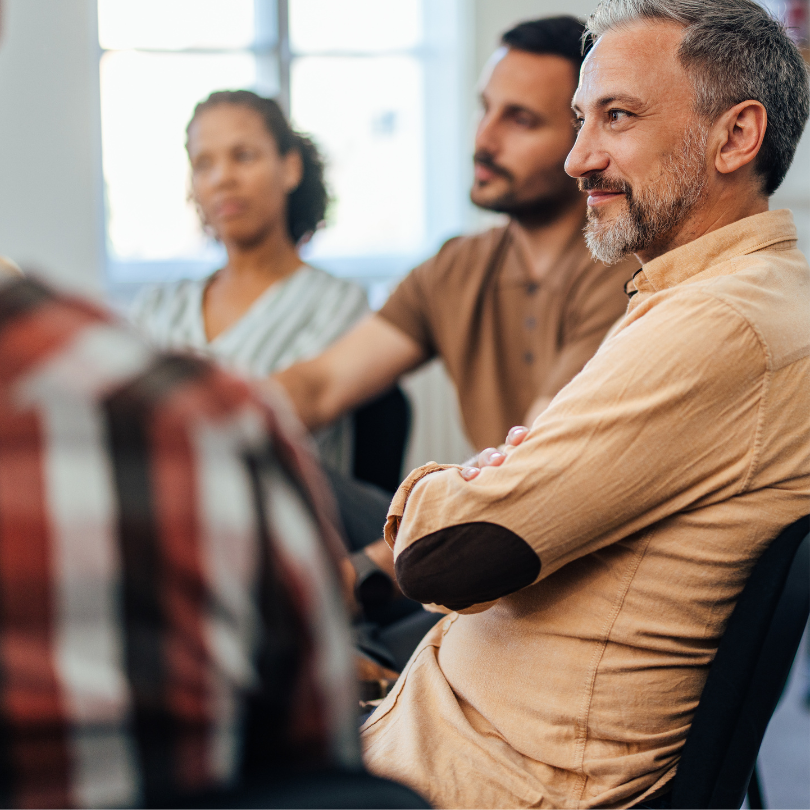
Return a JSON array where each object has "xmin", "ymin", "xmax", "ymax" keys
[{"xmin": 132, "ymin": 90, "xmax": 368, "ymax": 472}]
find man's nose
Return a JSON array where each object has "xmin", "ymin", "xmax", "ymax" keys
[
  {"xmin": 474, "ymin": 113, "xmax": 500, "ymax": 156},
  {"xmin": 565, "ymin": 123, "xmax": 608, "ymax": 179}
]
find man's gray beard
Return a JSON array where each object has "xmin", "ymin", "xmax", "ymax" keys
[{"xmin": 584, "ymin": 126, "xmax": 709, "ymax": 265}]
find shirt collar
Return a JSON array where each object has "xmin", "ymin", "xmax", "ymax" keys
[{"xmin": 627, "ymin": 209, "xmax": 798, "ymax": 297}]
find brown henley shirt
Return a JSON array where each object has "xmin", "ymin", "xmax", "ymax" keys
[
  {"xmin": 362, "ymin": 209, "xmax": 810, "ymax": 809},
  {"xmin": 377, "ymin": 222, "xmax": 632, "ymax": 450}
]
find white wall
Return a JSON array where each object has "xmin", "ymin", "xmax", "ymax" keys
[
  {"xmin": 472, "ymin": 0, "xmax": 596, "ymax": 79},
  {"xmin": 0, "ymin": 0, "xmax": 104, "ymax": 296},
  {"xmin": 772, "ymin": 127, "xmax": 810, "ymax": 260}
]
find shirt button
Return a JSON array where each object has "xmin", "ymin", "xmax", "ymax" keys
[
  {"xmin": 524, "ymin": 316, "xmax": 537, "ymax": 329},
  {"xmin": 524, "ymin": 351, "xmax": 534, "ymax": 364}
]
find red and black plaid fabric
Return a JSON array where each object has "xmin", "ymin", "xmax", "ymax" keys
[{"xmin": 0, "ymin": 277, "xmax": 358, "ymax": 808}]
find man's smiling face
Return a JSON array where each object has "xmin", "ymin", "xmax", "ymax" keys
[{"xmin": 565, "ymin": 21, "xmax": 711, "ymax": 264}]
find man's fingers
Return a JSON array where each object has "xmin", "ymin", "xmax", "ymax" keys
[
  {"xmin": 477, "ymin": 447, "xmax": 506, "ymax": 468},
  {"xmin": 461, "ymin": 434, "xmax": 527, "ymax": 482},
  {"xmin": 506, "ymin": 425, "xmax": 529, "ymax": 446},
  {"xmin": 462, "ymin": 448, "xmax": 505, "ymax": 481}
]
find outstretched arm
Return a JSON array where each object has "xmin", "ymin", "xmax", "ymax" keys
[{"xmin": 273, "ymin": 313, "xmax": 427, "ymax": 430}]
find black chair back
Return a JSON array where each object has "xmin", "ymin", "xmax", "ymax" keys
[
  {"xmin": 669, "ymin": 514, "xmax": 810, "ymax": 809},
  {"xmin": 352, "ymin": 386, "xmax": 411, "ymax": 494}
]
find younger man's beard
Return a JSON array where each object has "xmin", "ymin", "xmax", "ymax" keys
[
  {"xmin": 580, "ymin": 125, "xmax": 709, "ymax": 265},
  {"xmin": 472, "ymin": 150, "xmax": 581, "ymax": 226}
]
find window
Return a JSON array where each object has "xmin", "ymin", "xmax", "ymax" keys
[
  {"xmin": 99, "ymin": 0, "xmax": 467, "ymax": 307},
  {"xmin": 98, "ymin": 0, "xmax": 282, "ymax": 294},
  {"xmin": 291, "ymin": 1, "xmax": 426, "ymax": 264}
]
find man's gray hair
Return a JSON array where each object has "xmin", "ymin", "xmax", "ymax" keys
[{"xmin": 585, "ymin": 0, "xmax": 810, "ymax": 195}]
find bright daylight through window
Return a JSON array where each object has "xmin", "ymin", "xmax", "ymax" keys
[{"xmin": 98, "ymin": 0, "xmax": 464, "ymax": 304}]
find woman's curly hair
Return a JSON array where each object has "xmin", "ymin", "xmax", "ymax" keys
[{"xmin": 187, "ymin": 90, "xmax": 329, "ymax": 244}]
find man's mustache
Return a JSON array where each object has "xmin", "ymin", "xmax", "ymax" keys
[
  {"xmin": 473, "ymin": 151, "xmax": 514, "ymax": 181},
  {"xmin": 578, "ymin": 174, "xmax": 631, "ymax": 195}
]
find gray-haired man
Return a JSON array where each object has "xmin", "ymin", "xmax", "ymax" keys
[{"xmin": 360, "ymin": 2, "xmax": 810, "ymax": 808}]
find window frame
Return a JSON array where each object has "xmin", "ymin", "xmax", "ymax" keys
[{"xmin": 99, "ymin": 0, "xmax": 469, "ymax": 310}]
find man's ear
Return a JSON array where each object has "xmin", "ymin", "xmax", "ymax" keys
[
  {"xmin": 713, "ymin": 100, "xmax": 767, "ymax": 176},
  {"xmin": 283, "ymin": 148, "xmax": 304, "ymax": 194}
]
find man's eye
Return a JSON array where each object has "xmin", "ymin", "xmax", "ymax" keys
[
  {"xmin": 609, "ymin": 109, "xmax": 630, "ymax": 123},
  {"xmin": 573, "ymin": 117, "xmax": 584, "ymax": 132}
]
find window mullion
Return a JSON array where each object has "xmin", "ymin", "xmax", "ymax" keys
[{"xmin": 276, "ymin": 0, "xmax": 291, "ymax": 114}]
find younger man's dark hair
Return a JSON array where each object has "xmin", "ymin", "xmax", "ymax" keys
[{"xmin": 501, "ymin": 16, "xmax": 587, "ymax": 70}]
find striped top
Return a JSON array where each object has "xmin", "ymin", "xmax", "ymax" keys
[
  {"xmin": 131, "ymin": 265, "xmax": 369, "ymax": 472},
  {"xmin": 0, "ymin": 276, "xmax": 359, "ymax": 808}
]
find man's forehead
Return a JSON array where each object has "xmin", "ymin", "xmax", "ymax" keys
[
  {"xmin": 484, "ymin": 49, "xmax": 578, "ymax": 108},
  {"xmin": 573, "ymin": 21, "xmax": 688, "ymax": 109}
]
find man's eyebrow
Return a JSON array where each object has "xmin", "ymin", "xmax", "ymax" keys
[
  {"xmin": 573, "ymin": 93, "xmax": 646, "ymax": 113},
  {"xmin": 504, "ymin": 102, "xmax": 541, "ymax": 117}
]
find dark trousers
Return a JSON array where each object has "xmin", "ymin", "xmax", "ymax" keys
[{"xmin": 325, "ymin": 469, "xmax": 441, "ymax": 671}]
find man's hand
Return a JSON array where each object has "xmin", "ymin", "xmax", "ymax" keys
[
  {"xmin": 461, "ymin": 425, "xmax": 529, "ymax": 480},
  {"xmin": 342, "ymin": 540, "xmax": 402, "ymax": 617},
  {"xmin": 363, "ymin": 538, "xmax": 398, "ymax": 585},
  {"xmin": 272, "ymin": 314, "xmax": 426, "ymax": 429}
]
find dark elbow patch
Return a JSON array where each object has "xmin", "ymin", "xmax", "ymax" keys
[{"xmin": 394, "ymin": 522, "xmax": 540, "ymax": 611}]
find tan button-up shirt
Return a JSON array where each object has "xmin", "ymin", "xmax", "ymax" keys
[
  {"xmin": 361, "ymin": 210, "xmax": 810, "ymax": 809},
  {"xmin": 377, "ymin": 223, "xmax": 633, "ymax": 449}
]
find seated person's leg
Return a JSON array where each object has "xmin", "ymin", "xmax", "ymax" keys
[
  {"xmin": 324, "ymin": 467, "xmax": 391, "ymax": 553},
  {"xmin": 324, "ymin": 468, "xmax": 441, "ymax": 668}
]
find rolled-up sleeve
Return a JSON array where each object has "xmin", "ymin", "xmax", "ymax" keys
[{"xmin": 388, "ymin": 290, "xmax": 766, "ymax": 613}]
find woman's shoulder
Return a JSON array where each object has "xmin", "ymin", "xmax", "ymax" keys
[
  {"xmin": 294, "ymin": 265, "xmax": 369, "ymax": 310},
  {"xmin": 297, "ymin": 264, "xmax": 364, "ymax": 294}
]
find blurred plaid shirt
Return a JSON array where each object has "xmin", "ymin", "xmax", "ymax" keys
[{"xmin": 0, "ymin": 276, "xmax": 358, "ymax": 808}]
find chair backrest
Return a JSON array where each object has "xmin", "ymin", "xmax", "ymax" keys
[
  {"xmin": 352, "ymin": 386, "xmax": 412, "ymax": 494},
  {"xmin": 669, "ymin": 514, "xmax": 810, "ymax": 809}
]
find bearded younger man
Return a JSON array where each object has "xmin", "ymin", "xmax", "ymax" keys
[
  {"xmin": 361, "ymin": 1, "xmax": 810, "ymax": 808},
  {"xmin": 275, "ymin": 16, "xmax": 631, "ymax": 455}
]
